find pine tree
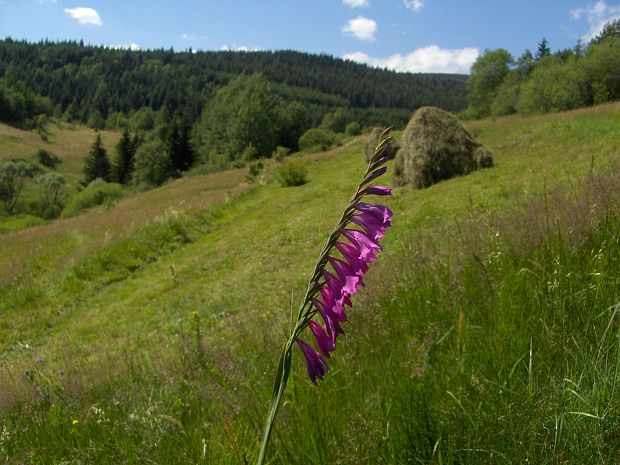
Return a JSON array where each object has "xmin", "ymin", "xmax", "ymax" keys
[
  {"xmin": 84, "ymin": 134, "xmax": 111, "ymax": 183},
  {"xmin": 169, "ymin": 121, "xmax": 194, "ymax": 172},
  {"xmin": 535, "ymin": 38, "xmax": 551, "ymax": 60},
  {"xmin": 591, "ymin": 18, "xmax": 620, "ymax": 45},
  {"xmin": 112, "ymin": 128, "xmax": 136, "ymax": 184}
]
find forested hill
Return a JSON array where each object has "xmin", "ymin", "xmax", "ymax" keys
[{"xmin": 0, "ymin": 39, "xmax": 468, "ymax": 127}]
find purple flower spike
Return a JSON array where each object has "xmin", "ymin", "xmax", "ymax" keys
[
  {"xmin": 365, "ymin": 186, "xmax": 392, "ymax": 196},
  {"xmin": 308, "ymin": 320, "xmax": 336, "ymax": 357},
  {"xmin": 297, "ymin": 339, "xmax": 329, "ymax": 384}
]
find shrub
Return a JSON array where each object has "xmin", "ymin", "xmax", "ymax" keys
[
  {"xmin": 272, "ymin": 146, "xmax": 290, "ymax": 162},
  {"xmin": 276, "ymin": 159, "xmax": 308, "ymax": 187},
  {"xmin": 0, "ymin": 160, "xmax": 36, "ymax": 213},
  {"xmin": 61, "ymin": 180, "xmax": 126, "ymax": 218},
  {"xmin": 516, "ymin": 57, "xmax": 589, "ymax": 115},
  {"xmin": 345, "ymin": 121, "xmax": 362, "ymax": 137},
  {"xmin": 298, "ymin": 128, "xmax": 340, "ymax": 152},
  {"xmin": 245, "ymin": 161, "xmax": 264, "ymax": 183},
  {"xmin": 36, "ymin": 149, "xmax": 61, "ymax": 168},
  {"xmin": 36, "ymin": 172, "xmax": 66, "ymax": 218},
  {"xmin": 132, "ymin": 139, "xmax": 176, "ymax": 188}
]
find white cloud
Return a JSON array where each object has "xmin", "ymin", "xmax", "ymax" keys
[
  {"xmin": 181, "ymin": 33, "xmax": 208, "ymax": 41},
  {"xmin": 342, "ymin": 16, "xmax": 377, "ymax": 41},
  {"xmin": 64, "ymin": 7, "xmax": 102, "ymax": 26},
  {"xmin": 343, "ymin": 45, "xmax": 480, "ymax": 74},
  {"xmin": 404, "ymin": 0, "xmax": 423, "ymax": 12},
  {"xmin": 221, "ymin": 44, "xmax": 262, "ymax": 52},
  {"xmin": 108, "ymin": 43, "xmax": 141, "ymax": 51},
  {"xmin": 342, "ymin": 0, "xmax": 369, "ymax": 7},
  {"xmin": 570, "ymin": 1, "xmax": 620, "ymax": 41}
]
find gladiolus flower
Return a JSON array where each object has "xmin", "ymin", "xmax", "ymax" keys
[
  {"xmin": 308, "ymin": 320, "xmax": 336, "ymax": 357},
  {"xmin": 297, "ymin": 339, "xmax": 329, "ymax": 384}
]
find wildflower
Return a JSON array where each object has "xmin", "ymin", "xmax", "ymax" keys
[
  {"xmin": 308, "ymin": 320, "xmax": 336, "ymax": 357},
  {"xmin": 297, "ymin": 339, "xmax": 328, "ymax": 384},
  {"xmin": 296, "ymin": 148, "xmax": 393, "ymax": 383},
  {"xmin": 72, "ymin": 419, "xmax": 79, "ymax": 425},
  {"xmin": 256, "ymin": 127, "xmax": 394, "ymax": 465}
]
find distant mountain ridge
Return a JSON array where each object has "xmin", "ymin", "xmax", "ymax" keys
[{"xmin": 0, "ymin": 39, "xmax": 468, "ymax": 127}]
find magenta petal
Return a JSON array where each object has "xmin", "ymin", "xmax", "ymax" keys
[
  {"xmin": 350, "ymin": 214, "xmax": 388, "ymax": 242},
  {"xmin": 335, "ymin": 241, "xmax": 369, "ymax": 277},
  {"xmin": 313, "ymin": 297, "xmax": 346, "ymax": 335},
  {"xmin": 365, "ymin": 186, "xmax": 392, "ymax": 196},
  {"xmin": 308, "ymin": 320, "xmax": 336, "ymax": 357},
  {"xmin": 328, "ymin": 256, "xmax": 361, "ymax": 295},
  {"xmin": 355, "ymin": 203, "xmax": 393, "ymax": 224},
  {"xmin": 323, "ymin": 269, "xmax": 355, "ymax": 312},
  {"xmin": 341, "ymin": 229, "xmax": 381, "ymax": 263},
  {"xmin": 297, "ymin": 339, "xmax": 329, "ymax": 384}
]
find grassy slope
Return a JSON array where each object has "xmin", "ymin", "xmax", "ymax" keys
[
  {"xmin": 0, "ymin": 122, "xmax": 121, "ymax": 184},
  {"xmin": 1, "ymin": 103, "xmax": 619, "ymax": 463}
]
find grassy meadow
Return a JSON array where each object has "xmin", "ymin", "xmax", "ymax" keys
[{"xmin": 1, "ymin": 103, "xmax": 620, "ymax": 463}]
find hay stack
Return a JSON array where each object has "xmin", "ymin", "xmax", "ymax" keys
[
  {"xmin": 364, "ymin": 127, "xmax": 399, "ymax": 163},
  {"xmin": 393, "ymin": 106, "xmax": 493, "ymax": 188}
]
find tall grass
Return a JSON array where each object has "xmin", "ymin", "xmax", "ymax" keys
[
  {"xmin": 1, "ymin": 164, "xmax": 618, "ymax": 464},
  {"xmin": 1, "ymin": 105, "xmax": 620, "ymax": 463}
]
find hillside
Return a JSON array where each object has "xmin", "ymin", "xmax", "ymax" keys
[
  {"xmin": 0, "ymin": 121, "xmax": 120, "ymax": 184},
  {"xmin": 0, "ymin": 40, "xmax": 468, "ymax": 128},
  {"xmin": 0, "ymin": 103, "xmax": 619, "ymax": 463}
]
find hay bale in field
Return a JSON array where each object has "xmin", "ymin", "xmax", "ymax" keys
[
  {"xmin": 393, "ymin": 106, "xmax": 493, "ymax": 188},
  {"xmin": 364, "ymin": 127, "xmax": 399, "ymax": 163}
]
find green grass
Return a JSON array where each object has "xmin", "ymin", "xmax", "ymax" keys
[
  {"xmin": 0, "ymin": 121, "xmax": 121, "ymax": 185},
  {"xmin": 1, "ymin": 104, "xmax": 620, "ymax": 464}
]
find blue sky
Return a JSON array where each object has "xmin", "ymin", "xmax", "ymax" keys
[{"xmin": 1, "ymin": 0, "xmax": 619, "ymax": 73}]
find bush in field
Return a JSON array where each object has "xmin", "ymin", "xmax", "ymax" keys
[
  {"xmin": 131, "ymin": 139, "xmax": 176, "ymax": 188},
  {"xmin": 272, "ymin": 146, "xmax": 290, "ymax": 162},
  {"xmin": 245, "ymin": 160, "xmax": 264, "ymax": 183},
  {"xmin": 582, "ymin": 36, "xmax": 620, "ymax": 104},
  {"xmin": 0, "ymin": 160, "xmax": 35, "ymax": 213},
  {"xmin": 320, "ymin": 109, "xmax": 349, "ymax": 133},
  {"xmin": 276, "ymin": 159, "xmax": 308, "ymax": 187},
  {"xmin": 61, "ymin": 179, "xmax": 125, "ymax": 218},
  {"xmin": 345, "ymin": 121, "xmax": 361, "ymax": 137},
  {"xmin": 298, "ymin": 128, "xmax": 340, "ymax": 152},
  {"xmin": 36, "ymin": 172, "xmax": 66, "ymax": 218},
  {"xmin": 517, "ymin": 56, "xmax": 589, "ymax": 115},
  {"xmin": 36, "ymin": 149, "xmax": 61, "ymax": 169}
]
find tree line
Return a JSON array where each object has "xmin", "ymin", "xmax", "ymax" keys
[
  {"xmin": 464, "ymin": 19, "xmax": 620, "ymax": 118},
  {"xmin": 0, "ymin": 38, "xmax": 468, "ymax": 130}
]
